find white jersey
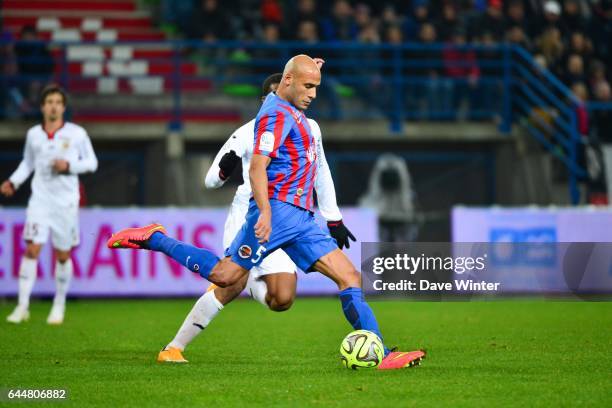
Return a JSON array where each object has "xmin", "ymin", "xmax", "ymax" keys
[
  {"xmin": 205, "ymin": 118, "xmax": 342, "ymax": 224},
  {"xmin": 9, "ymin": 122, "xmax": 98, "ymax": 209}
]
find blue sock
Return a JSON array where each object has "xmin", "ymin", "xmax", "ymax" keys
[
  {"xmin": 339, "ymin": 287, "xmax": 390, "ymax": 355},
  {"xmin": 148, "ymin": 232, "xmax": 219, "ymax": 279}
]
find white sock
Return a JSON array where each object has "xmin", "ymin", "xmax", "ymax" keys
[
  {"xmin": 167, "ymin": 290, "xmax": 224, "ymax": 351},
  {"xmin": 246, "ymin": 273, "xmax": 268, "ymax": 307},
  {"xmin": 17, "ymin": 257, "xmax": 37, "ymax": 309},
  {"xmin": 53, "ymin": 259, "xmax": 73, "ymax": 307}
]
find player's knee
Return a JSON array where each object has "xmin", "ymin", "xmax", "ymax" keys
[
  {"xmin": 56, "ymin": 252, "xmax": 70, "ymax": 263},
  {"xmin": 267, "ymin": 291, "xmax": 294, "ymax": 312},
  {"xmin": 24, "ymin": 245, "xmax": 40, "ymax": 259},
  {"xmin": 268, "ymin": 297, "xmax": 293, "ymax": 312},
  {"xmin": 209, "ymin": 265, "xmax": 242, "ymax": 288}
]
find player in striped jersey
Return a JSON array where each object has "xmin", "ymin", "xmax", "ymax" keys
[
  {"xmin": 108, "ymin": 55, "xmax": 424, "ymax": 369},
  {"xmin": 156, "ymin": 70, "xmax": 356, "ymax": 361}
]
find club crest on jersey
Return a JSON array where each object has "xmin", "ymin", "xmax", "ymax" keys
[
  {"xmin": 296, "ymin": 187, "xmax": 304, "ymax": 196},
  {"xmin": 259, "ymin": 131, "xmax": 274, "ymax": 152},
  {"xmin": 239, "ymin": 245, "xmax": 252, "ymax": 258}
]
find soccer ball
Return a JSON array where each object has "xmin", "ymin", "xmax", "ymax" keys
[{"xmin": 339, "ymin": 330, "xmax": 384, "ymax": 369}]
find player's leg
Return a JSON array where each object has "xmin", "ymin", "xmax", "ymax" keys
[
  {"xmin": 7, "ymin": 211, "xmax": 48, "ymax": 323},
  {"xmin": 311, "ymin": 249, "xmax": 385, "ymax": 343},
  {"xmin": 158, "ymin": 274, "xmax": 249, "ymax": 363},
  {"xmin": 46, "ymin": 208, "xmax": 79, "ymax": 324},
  {"xmin": 7, "ymin": 241, "xmax": 43, "ymax": 323},
  {"xmin": 311, "ymin": 248, "xmax": 425, "ymax": 369},
  {"xmin": 108, "ymin": 225, "xmax": 249, "ymax": 287},
  {"xmin": 282, "ymin": 213, "xmax": 388, "ymax": 351},
  {"xmin": 246, "ymin": 249, "xmax": 297, "ymax": 311},
  {"xmin": 261, "ymin": 273, "xmax": 297, "ymax": 311},
  {"xmin": 47, "ymin": 249, "xmax": 72, "ymax": 324}
]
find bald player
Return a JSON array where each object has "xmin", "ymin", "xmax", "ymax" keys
[{"xmin": 107, "ymin": 55, "xmax": 424, "ymax": 370}]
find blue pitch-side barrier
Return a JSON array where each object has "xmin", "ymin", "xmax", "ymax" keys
[{"xmin": 0, "ymin": 40, "xmax": 603, "ymax": 203}]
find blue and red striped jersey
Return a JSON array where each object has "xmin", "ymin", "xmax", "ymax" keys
[{"xmin": 253, "ymin": 92, "xmax": 318, "ymax": 211}]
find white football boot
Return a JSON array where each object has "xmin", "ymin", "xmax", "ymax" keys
[
  {"xmin": 46, "ymin": 303, "xmax": 65, "ymax": 325},
  {"xmin": 6, "ymin": 305, "xmax": 30, "ymax": 324}
]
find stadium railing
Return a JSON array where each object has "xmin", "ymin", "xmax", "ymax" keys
[{"xmin": 0, "ymin": 40, "xmax": 606, "ymax": 203}]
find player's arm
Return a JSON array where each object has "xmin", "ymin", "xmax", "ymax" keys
[
  {"xmin": 313, "ymin": 123, "xmax": 356, "ymax": 249},
  {"xmin": 2, "ymin": 133, "xmax": 34, "ymax": 197},
  {"xmin": 250, "ymin": 153, "xmax": 272, "ymax": 243},
  {"xmin": 55, "ymin": 131, "xmax": 98, "ymax": 174},
  {"xmin": 250, "ymin": 111, "xmax": 290, "ymax": 243},
  {"xmin": 204, "ymin": 132, "xmax": 243, "ymax": 189}
]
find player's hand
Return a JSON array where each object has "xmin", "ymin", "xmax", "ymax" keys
[
  {"xmin": 327, "ymin": 220, "xmax": 356, "ymax": 249},
  {"xmin": 254, "ymin": 210, "xmax": 272, "ymax": 244},
  {"xmin": 52, "ymin": 159, "xmax": 70, "ymax": 173},
  {"xmin": 218, "ymin": 150, "xmax": 240, "ymax": 181},
  {"xmin": 313, "ymin": 58, "xmax": 325, "ymax": 70},
  {"xmin": 1, "ymin": 180, "xmax": 15, "ymax": 197}
]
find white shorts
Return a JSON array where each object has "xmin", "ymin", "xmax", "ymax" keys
[
  {"xmin": 23, "ymin": 203, "xmax": 79, "ymax": 251},
  {"xmin": 223, "ymin": 198, "xmax": 297, "ymax": 279}
]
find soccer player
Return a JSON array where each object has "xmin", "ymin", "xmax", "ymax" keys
[
  {"xmin": 1, "ymin": 84, "xmax": 98, "ymax": 325},
  {"xmin": 157, "ymin": 71, "xmax": 356, "ymax": 362},
  {"xmin": 108, "ymin": 55, "xmax": 424, "ymax": 369}
]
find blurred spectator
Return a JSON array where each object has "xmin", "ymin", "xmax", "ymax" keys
[
  {"xmin": 261, "ymin": 0, "xmax": 283, "ymax": 25},
  {"xmin": 468, "ymin": 0, "xmax": 505, "ymax": 42},
  {"xmin": 320, "ymin": 0, "xmax": 358, "ymax": 41},
  {"xmin": 506, "ymin": 25, "xmax": 532, "ymax": 50},
  {"xmin": 588, "ymin": 59, "xmax": 608, "ymax": 96},
  {"xmin": 593, "ymin": 81, "xmax": 612, "ymax": 143},
  {"xmin": 536, "ymin": 27, "xmax": 564, "ymax": 70},
  {"xmin": 253, "ymin": 23, "xmax": 282, "ymax": 74},
  {"xmin": 562, "ymin": 0, "xmax": 588, "ymax": 33},
  {"xmin": 15, "ymin": 25, "xmax": 54, "ymax": 118},
  {"xmin": 296, "ymin": 20, "xmax": 319, "ymax": 43},
  {"xmin": 402, "ymin": 0, "xmax": 431, "ymax": 41},
  {"xmin": 0, "ymin": 30, "xmax": 21, "ymax": 118},
  {"xmin": 571, "ymin": 82, "xmax": 589, "ymax": 136},
  {"xmin": 589, "ymin": 0, "xmax": 612, "ymax": 68},
  {"xmin": 436, "ymin": 3, "xmax": 462, "ymax": 42},
  {"xmin": 562, "ymin": 54, "xmax": 587, "ymax": 87},
  {"xmin": 567, "ymin": 31, "xmax": 594, "ymax": 61},
  {"xmin": 413, "ymin": 22, "xmax": 449, "ymax": 118},
  {"xmin": 537, "ymin": 1, "xmax": 567, "ymax": 37},
  {"xmin": 385, "ymin": 25, "xmax": 403, "ymax": 45},
  {"xmin": 354, "ymin": 3, "xmax": 373, "ymax": 32},
  {"xmin": 380, "ymin": 4, "xmax": 402, "ymax": 33},
  {"xmin": 187, "ymin": 0, "xmax": 232, "ymax": 41},
  {"xmin": 286, "ymin": 0, "xmax": 318, "ymax": 38},
  {"xmin": 444, "ymin": 29, "xmax": 480, "ymax": 119},
  {"xmin": 505, "ymin": 0, "xmax": 531, "ymax": 35},
  {"xmin": 261, "ymin": 23, "xmax": 281, "ymax": 43}
]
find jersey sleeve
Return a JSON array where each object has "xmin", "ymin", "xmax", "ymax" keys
[
  {"xmin": 9, "ymin": 132, "xmax": 35, "ymax": 189},
  {"xmin": 69, "ymin": 130, "xmax": 98, "ymax": 174},
  {"xmin": 204, "ymin": 128, "xmax": 246, "ymax": 189},
  {"xmin": 253, "ymin": 110, "xmax": 290, "ymax": 158},
  {"xmin": 311, "ymin": 121, "xmax": 342, "ymax": 221}
]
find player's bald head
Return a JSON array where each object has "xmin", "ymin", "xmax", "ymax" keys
[
  {"xmin": 282, "ymin": 54, "xmax": 320, "ymax": 78},
  {"xmin": 277, "ymin": 55, "xmax": 321, "ymax": 111}
]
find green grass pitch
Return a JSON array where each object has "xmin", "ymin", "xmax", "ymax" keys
[{"xmin": 0, "ymin": 298, "xmax": 611, "ymax": 407}]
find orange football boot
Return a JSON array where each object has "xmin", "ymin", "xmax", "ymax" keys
[
  {"xmin": 157, "ymin": 347, "xmax": 188, "ymax": 363},
  {"xmin": 107, "ymin": 224, "xmax": 167, "ymax": 249},
  {"xmin": 377, "ymin": 350, "xmax": 426, "ymax": 370}
]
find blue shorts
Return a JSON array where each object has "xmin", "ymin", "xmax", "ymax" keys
[{"xmin": 225, "ymin": 199, "xmax": 338, "ymax": 272}]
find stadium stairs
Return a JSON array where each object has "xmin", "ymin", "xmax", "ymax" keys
[{"xmin": 1, "ymin": 0, "xmax": 240, "ymax": 123}]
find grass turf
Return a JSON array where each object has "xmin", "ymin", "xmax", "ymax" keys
[{"xmin": 0, "ymin": 298, "xmax": 611, "ymax": 407}]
